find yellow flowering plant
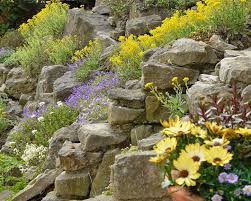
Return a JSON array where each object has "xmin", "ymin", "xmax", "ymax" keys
[
  {"xmin": 150, "ymin": 115, "xmax": 251, "ymax": 200},
  {"xmin": 110, "ymin": 0, "xmax": 250, "ymax": 80},
  {"xmin": 145, "ymin": 76, "xmax": 189, "ymax": 117}
]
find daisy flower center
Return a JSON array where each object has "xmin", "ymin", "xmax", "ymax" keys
[
  {"xmin": 213, "ymin": 158, "xmax": 222, "ymax": 164},
  {"xmin": 192, "ymin": 156, "xmax": 201, "ymax": 162},
  {"xmin": 179, "ymin": 170, "xmax": 189, "ymax": 178}
]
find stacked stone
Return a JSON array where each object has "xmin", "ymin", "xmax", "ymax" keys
[{"xmin": 52, "ymin": 123, "xmax": 126, "ymax": 200}]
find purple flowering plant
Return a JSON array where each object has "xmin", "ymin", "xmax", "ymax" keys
[
  {"xmin": 66, "ymin": 71, "xmax": 121, "ymax": 123},
  {"xmin": 0, "ymin": 47, "xmax": 14, "ymax": 63}
]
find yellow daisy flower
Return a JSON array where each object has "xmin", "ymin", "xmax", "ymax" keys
[
  {"xmin": 160, "ymin": 116, "xmax": 181, "ymax": 128},
  {"xmin": 204, "ymin": 137, "xmax": 230, "ymax": 147},
  {"xmin": 145, "ymin": 82, "xmax": 153, "ymax": 88},
  {"xmin": 149, "ymin": 155, "xmax": 166, "ymax": 164},
  {"xmin": 235, "ymin": 128, "xmax": 251, "ymax": 136},
  {"xmin": 191, "ymin": 126, "xmax": 207, "ymax": 139},
  {"xmin": 153, "ymin": 137, "xmax": 177, "ymax": 155},
  {"xmin": 173, "ymin": 153, "xmax": 200, "ymax": 186},
  {"xmin": 205, "ymin": 122, "xmax": 224, "ymax": 136},
  {"xmin": 205, "ymin": 146, "xmax": 233, "ymax": 166},
  {"xmin": 222, "ymin": 128, "xmax": 236, "ymax": 138},
  {"xmin": 183, "ymin": 143, "xmax": 207, "ymax": 163}
]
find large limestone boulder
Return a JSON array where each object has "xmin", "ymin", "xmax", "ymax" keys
[
  {"xmin": 108, "ymin": 103, "xmax": 145, "ymax": 125},
  {"xmin": 58, "ymin": 141, "xmax": 102, "ymax": 172},
  {"xmin": 125, "ymin": 15, "xmax": 162, "ymax": 36},
  {"xmin": 12, "ymin": 169, "xmax": 62, "ymax": 201},
  {"xmin": 150, "ymin": 38, "xmax": 218, "ymax": 70},
  {"xmin": 187, "ymin": 74, "xmax": 232, "ymax": 115},
  {"xmin": 90, "ymin": 149, "xmax": 120, "ymax": 197},
  {"xmin": 217, "ymin": 56, "xmax": 251, "ymax": 87},
  {"xmin": 53, "ymin": 71, "xmax": 80, "ymax": 101},
  {"xmin": 36, "ymin": 65, "xmax": 68, "ymax": 102},
  {"xmin": 141, "ymin": 62, "xmax": 199, "ymax": 90},
  {"xmin": 55, "ymin": 171, "xmax": 90, "ymax": 200},
  {"xmin": 111, "ymin": 151, "xmax": 169, "ymax": 201},
  {"xmin": 5, "ymin": 67, "xmax": 36, "ymax": 99},
  {"xmin": 224, "ymin": 49, "xmax": 251, "ymax": 58},
  {"xmin": 78, "ymin": 123, "xmax": 127, "ymax": 152},
  {"xmin": 44, "ymin": 122, "xmax": 80, "ymax": 170},
  {"xmin": 64, "ymin": 9, "xmax": 113, "ymax": 47}
]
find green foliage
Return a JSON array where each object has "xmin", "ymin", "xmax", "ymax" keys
[
  {"xmin": 12, "ymin": 103, "xmax": 79, "ymax": 154},
  {"xmin": 71, "ymin": 39, "xmax": 103, "ymax": 82},
  {"xmin": 0, "ymin": 98, "xmax": 12, "ymax": 135},
  {"xmin": 45, "ymin": 36, "xmax": 77, "ymax": 65},
  {"xmin": 0, "ymin": 0, "xmax": 39, "ymax": 36},
  {"xmin": 107, "ymin": 0, "xmax": 133, "ymax": 18},
  {"xmin": 0, "ymin": 153, "xmax": 27, "ymax": 193},
  {"xmin": 0, "ymin": 30, "xmax": 24, "ymax": 48},
  {"xmin": 146, "ymin": 77, "xmax": 189, "ymax": 118},
  {"xmin": 5, "ymin": 1, "xmax": 74, "ymax": 77},
  {"xmin": 142, "ymin": 0, "xmax": 197, "ymax": 10}
]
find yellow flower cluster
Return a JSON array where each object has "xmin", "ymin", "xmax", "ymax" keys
[
  {"xmin": 110, "ymin": 0, "xmax": 250, "ymax": 79},
  {"xmin": 71, "ymin": 39, "xmax": 102, "ymax": 62},
  {"xmin": 149, "ymin": 117, "xmax": 251, "ymax": 187},
  {"xmin": 18, "ymin": 0, "xmax": 69, "ymax": 38}
]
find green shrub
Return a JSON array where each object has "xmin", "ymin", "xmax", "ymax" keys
[
  {"xmin": 0, "ymin": 153, "xmax": 27, "ymax": 193},
  {"xmin": 45, "ymin": 35, "xmax": 77, "ymax": 65},
  {"xmin": 0, "ymin": 30, "xmax": 24, "ymax": 48},
  {"xmin": 12, "ymin": 102, "xmax": 79, "ymax": 154}
]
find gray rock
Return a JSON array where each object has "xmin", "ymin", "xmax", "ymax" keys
[
  {"xmin": 13, "ymin": 169, "xmax": 62, "ymax": 201},
  {"xmin": 198, "ymin": 74, "xmax": 220, "ymax": 84},
  {"xmin": 85, "ymin": 195, "xmax": 114, "ymax": 201},
  {"xmin": 96, "ymin": 32, "xmax": 116, "ymax": 49},
  {"xmin": 187, "ymin": 80, "xmax": 232, "ymax": 115},
  {"xmin": 90, "ymin": 149, "xmax": 120, "ymax": 197},
  {"xmin": 150, "ymin": 38, "xmax": 218, "ymax": 69},
  {"xmin": 126, "ymin": 15, "xmax": 162, "ymax": 36},
  {"xmin": 209, "ymin": 34, "xmax": 237, "ymax": 52},
  {"xmin": 92, "ymin": 5, "xmax": 111, "ymax": 15},
  {"xmin": 44, "ymin": 122, "xmax": 80, "ymax": 170},
  {"xmin": 55, "ymin": 171, "xmax": 90, "ymax": 200},
  {"xmin": 53, "ymin": 71, "xmax": 79, "ymax": 101},
  {"xmin": 138, "ymin": 133, "xmax": 164, "ymax": 151},
  {"xmin": 64, "ymin": 9, "xmax": 113, "ymax": 47},
  {"xmin": 224, "ymin": 50, "xmax": 251, "ymax": 58},
  {"xmin": 108, "ymin": 103, "xmax": 145, "ymax": 125},
  {"xmin": 19, "ymin": 94, "xmax": 33, "ymax": 106},
  {"xmin": 5, "ymin": 67, "xmax": 36, "ymax": 99},
  {"xmin": 0, "ymin": 65, "xmax": 9, "ymax": 85},
  {"xmin": 218, "ymin": 56, "xmax": 251, "ymax": 87},
  {"xmin": 242, "ymin": 84, "xmax": 251, "ymax": 103},
  {"xmin": 110, "ymin": 28, "xmax": 125, "ymax": 40},
  {"xmin": 131, "ymin": 125, "xmax": 153, "ymax": 145},
  {"xmin": 145, "ymin": 95, "xmax": 170, "ymax": 123},
  {"xmin": 78, "ymin": 123, "xmax": 127, "ymax": 152},
  {"xmin": 125, "ymin": 80, "xmax": 141, "ymax": 90},
  {"xmin": 109, "ymin": 88, "xmax": 145, "ymax": 109},
  {"xmin": 36, "ymin": 65, "xmax": 68, "ymax": 101},
  {"xmin": 41, "ymin": 191, "xmax": 67, "ymax": 201},
  {"xmin": 141, "ymin": 62, "xmax": 199, "ymax": 90},
  {"xmin": 111, "ymin": 151, "xmax": 169, "ymax": 201},
  {"xmin": 58, "ymin": 141, "xmax": 102, "ymax": 172},
  {"xmin": 0, "ymin": 190, "xmax": 13, "ymax": 201}
]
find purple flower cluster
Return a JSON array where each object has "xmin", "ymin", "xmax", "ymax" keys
[
  {"xmin": 243, "ymin": 185, "xmax": 251, "ymax": 196},
  {"xmin": 67, "ymin": 58, "xmax": 84, "ymax": 71},
  {"xmin": 218, "ymin": 172, "xmax": 238, "ymax": 184},
  {"xmin": 65, "ymin": 71, "xmax": 121, "ymax": 122},
  {"xmin": 211, "ymin": 194, "xmax": 222, "ymax": 201},
  {"xmin": 23, "ymin": 103, "xmax": 48, "ymax": 120}
]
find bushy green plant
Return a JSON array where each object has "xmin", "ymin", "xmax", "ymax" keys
[
  {"xmin": 45, "ymin": 35, "xmax": 77, "ymax": 65},
  {"xmin": 145, "ymin": 76, "xmax": 189, "ymax": 118},
  {"xmin": 70, "ymin": 39, "xmax": 103, "ymax": 81},
  {"xmin": 107, "ymin": 0, "xmax": 133, "ymax": 18},
  {"xmin": 0, "ymin": 98, "xmax": 12, "ymax": 135},
  {"xmin": 0, "ymin": 153, "xmax": 27, "ymax": 193},
  {"xmin": 12, "ymin": 102, "xmax": 79, "ymax": 154},
  {"xmin": 0, "ymin": 30, "xmax": 24, "ymax": 48}
]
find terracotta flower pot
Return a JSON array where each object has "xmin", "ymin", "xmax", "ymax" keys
[{"xmin": 167, "ymin": 170, "xmax": 204, "ymax": 201}]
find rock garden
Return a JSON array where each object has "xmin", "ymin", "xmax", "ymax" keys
[{"xmin": 0, "ymin": 0, "xmax": 251, "ymax": 201}]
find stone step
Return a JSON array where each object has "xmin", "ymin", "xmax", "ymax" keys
[
  {"xmin": 78, "ymin": 123, "xmax": 127, "ymax": 152},
  {"xmin": 138, "ymin": 133, "xmax": 164, "ymax": 151}
]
